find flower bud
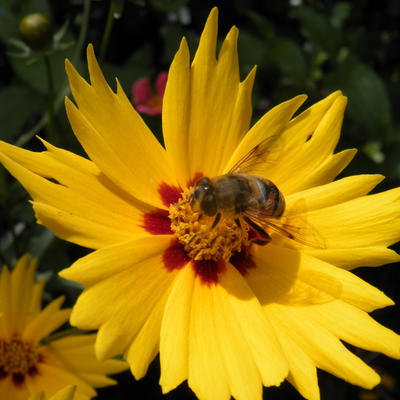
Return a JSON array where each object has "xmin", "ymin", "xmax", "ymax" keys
[{"xmin": 19, "ymin": 13, "xmax": 53, "ymax": 51}]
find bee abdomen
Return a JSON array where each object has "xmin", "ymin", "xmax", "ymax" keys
[{"xmin": 255, "ymin": 178, "xmax": 285, "ymax": 217}]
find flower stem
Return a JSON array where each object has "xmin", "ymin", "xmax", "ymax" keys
[
  {"xmin": 99, "ymin": 0, "xmax": 116, "ymax": 63},
  {"xmin": 43, "ymin": 54, "xmax": 55, "ymax": 142},
  {"xmin": 16, "ymin": 0, "xmax": 92, "ymax": 147}
]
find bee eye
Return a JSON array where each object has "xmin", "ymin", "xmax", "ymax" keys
[{"xmin": 194, "ymin": 189, "xmax": 201, "ymax": 199}]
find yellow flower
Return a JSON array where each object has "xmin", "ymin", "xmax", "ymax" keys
[
  {"xmin": 0, "ymin": 255, "xmax": 127, "ymax": 400},
  {"xmin": 29, "ymin": 385, "xmax": 76, "ymax": 400},
  {"xmin": 0, "ymin": 7, "xmax": 400, "ymax": 400}
]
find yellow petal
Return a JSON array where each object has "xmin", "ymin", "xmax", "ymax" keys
[
  {"xmin": 65, "ymin": 44, "xmax": 177, "ymax": 208},
  {"xmin": 248, "ymin": 245, "xmax": 393, "ymax": 312},
  {"xmin": 224, "ymin": 95, "xmax": 307, "ymax": 174},
  {"xmin": 28, "ymin": 393, "xmax": 45, "ymax": 400},
  {"xmin": 25, "ymin": 363, "xmax": 96, "ymax": 399},
  {"xmin": 163, "ymin": 37, "xmax": 191, "ymax": 186},
  {"xmin": 306, "ymin": 246, "xmax": 400, "ymax": 269},
  {"xmin": 281, "ymin": 91, "xmax": 343, "ymax": 148},
  {"xmin": 267, "ymin": 304, "xmax": 381, "ymax": 389},
  {"xmin": 160, "ymin": 266, "xmax": 195, "ymax": 392},
  {"xmin": 42, "ymin": 334, "xmax": 128, "ymax": 377},
  {"xmin": 187, "ymin": 274, "xmax": 230, "ymax": 400},
  {"xmin": 298, "ymin": 300, "xmax": 400, "ymax": 359},
  {"xmin": 23, "ymin": 297, "xmax": 70, "ymax": 342},
  {"xmin": 69, "ymin": 250, "xmax": 179, "ymax": 359},
  {"xmin": 291, "ymin": 149, "xmax": 357, "ymax": 192},
  {"xmin": 179, "ymin": 9, "xmax": 255, "ymax": 179},
  {"xmin": 0, "ymin": 148, "xmax": 141, "ymax": 249},
  {"xmin": 307, "ymin": 187, "xmax": 400, "ymax": 248},
  {"xmin": 28, "ymin": 386, "xmax": 77, "ymax": 400},
  {"xmin": 286, "ymin": 174, "xmax": 384, "ymax": 211},
  {"xmin": 268, "ymin": 93, "xmax": 350, "ymax": 193},
  {"xmin": 219, "ymin": 263, "xmax": 288, "ymax": 387},
  {"xmin": 49, "ymin": 386, "xmax": 77, "ymax": 400},
  {"xmin": 212, "ymin": 277, "xmax": 263, "ymax": 400},
  {"xmin": 32, "ymin": 201, "xmax": 133, "ymax": 249},
  {"xmin": 125, "ymin": 285, "xmax": 171, "ymax": 380},
  {"xmin": 60, "ymin": 235, "xmax": 172, "ymax": 286},
  {"xmin": 272, "ymin": 325, "xmax": 320, "ymax": 400}
]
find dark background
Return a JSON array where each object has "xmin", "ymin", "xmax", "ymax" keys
[{"xmin": 0, "ymin": 0, "xmax": 400, "ymax": 399}]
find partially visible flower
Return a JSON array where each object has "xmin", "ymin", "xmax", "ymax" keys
[
  {"xmin": 29, "ymin": 385, "xmax": 76, "ymax": 400},
  {"xmin": 0, "ymin": 255, "xmax": 127, "ymax": 399},
  {"xmin": 131, "ymin": 71, "xmax": 168, "ymax": 116}
]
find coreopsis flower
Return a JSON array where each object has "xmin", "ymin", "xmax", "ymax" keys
[
  {"xmin": 131, "ymin": 71, "xmax": 168, "ymax": 116},
  {"xmin": 29, "ymin": 385, "xmax": 76, "ymax": 400},
  {"xmin": 0, "ymin": 255, "xmax": 127, "ymax": 400},
  {"xmin": 0, "ymin": 7, "xmax": 400, "ymax": 400}
]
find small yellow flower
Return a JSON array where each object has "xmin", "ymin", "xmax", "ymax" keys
[
  {"xmin": 29, "ymin": 385, "xmax": 76, "ymax": 400},
  {"xmin": 0, "ymin": 255, "xmax": 127, "ymax": 400},
  {"xmin": 0, "ymin": 7, "xmax": 400, "ymax": 400}
]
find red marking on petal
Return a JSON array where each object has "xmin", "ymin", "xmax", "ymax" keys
[
  {"xmin": 142, "ymin": 210, "xmax": 172, "ymax": 235},
  {"xmin": 28, "ymin": 365, "xmax": 39, "ymax": 377},
  {"xmin": 230, "ymin": 247, "xmax": 255, "ymax": 276},
  {"xmin": 193, "ymin": 259, "xmax": 226, "ymax": 286},
  {"xmin": 187, "ymin": 172, "xmax": 203, "ymax": 188},
  {"xmin": 158, "ymin": 182, "xmax": 182, "ymax": 207},
  {"xmin": 0, "ymin": 367, "xmax": 7, "ymax": 380},
  {"xmin": 163, "ymin": 240, "xmax": 190, "ymax": 271},
  {"xmin": 12, "ymin": 372, "xmax": 24, "ymax": 386}
]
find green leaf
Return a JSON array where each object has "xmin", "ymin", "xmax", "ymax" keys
[
  {"xmin": 0, "ymin": 84, "xmax": 45, "ymax": 141},
  {"xmin": 324, "ymin": 62, "xmax": 392, "ymax": 137},
  {"xmin": 330, "ymin": 2, "xmax": 351, "ymax": 29},
  {"xmin": 294, "ymin": 6, "xmax": 337, "ymax": 54},
  {"xmin": 247, "ymin": 11, "xmax": 275, "ymax": 40},
  {"xmin": 0, "ymin": 7, "xmax": 17, "ymax": 41},
  {"xmin": 8, "ymin": 31, "xmax": 75, "ymax": 94},
  {"xmin": 268, "ymin": 37, "xmax": 307, "ymax": 83}
]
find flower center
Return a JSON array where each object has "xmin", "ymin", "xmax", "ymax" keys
[
  {"xmin": 0, "ymin": 337, "xmax": 41, "ymax": 380},
  {"xmin": 169, "ymin": 189, "xmax": 249, "ymax": 261}
]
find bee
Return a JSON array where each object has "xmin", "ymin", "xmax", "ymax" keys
[{"xmin": 188, "ymin": 136, "xmax": 324, "ymax": 248}]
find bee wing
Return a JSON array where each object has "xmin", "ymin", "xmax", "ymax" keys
[
  {"xmin": 228, "ymin": 135, "xmax": 282, "ymax": 175},
  {"xmin": 244, "ymin": 208, "xmax": 326, "ymax": 249}
]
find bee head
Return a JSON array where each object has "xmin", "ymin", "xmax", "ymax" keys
[{"xmin": 191, "ymin": 177, "xmax": 217, "ymax": 216}]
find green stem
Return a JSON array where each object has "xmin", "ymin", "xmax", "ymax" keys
[
  {"xmin": 99, "ymin": 0, "xmax": 115, "ymax": 63},
  {"xmin": 73, "ymin": 0, "xmax": 91, "ymax": 64},
  {"xmin": 43, "ymin": 54, "xmax": 55, "ymax": 142},
  {"xmin": 16, "ymin": 0, "xmax": 92, "ymax": 147}
]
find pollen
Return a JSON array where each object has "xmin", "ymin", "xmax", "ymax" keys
[
  {"xmin": 0, "ymin": 337, "xmax": 41, "ymax": 382},
  {"xmin": 169, "ymin": 189, "xmax": 249, "ymax": 261}
]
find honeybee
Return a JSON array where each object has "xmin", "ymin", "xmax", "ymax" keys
[{"xmin": 189, "ymin": 136, "xmax": 324, "ymax": 248}]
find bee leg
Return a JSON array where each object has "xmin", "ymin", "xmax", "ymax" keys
[
  {"xmin": 211, "ymin": 213, "xmax": 221, "ymax": 229},
  {"xmin": 189, "ymin": 213, "xmax": 221, "ymax": 246},
  {"xmin": 244, "ymin": 216, "xmax": 271, "ymax": 253},
  {"xmin": 234, "ymin": 218, "xmax": 242, "ymax": 230},
  {"xmin": 174, "ymin": 193, "xmax": 192, "ymax": 206},
  {"xmin": 197, "ymin": 213, "xmax": 203, "ymax": 222}
]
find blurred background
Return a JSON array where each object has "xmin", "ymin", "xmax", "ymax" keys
[{"xmin": 0, "ymin": 0, "xmax": 399, "ymax": 399}]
